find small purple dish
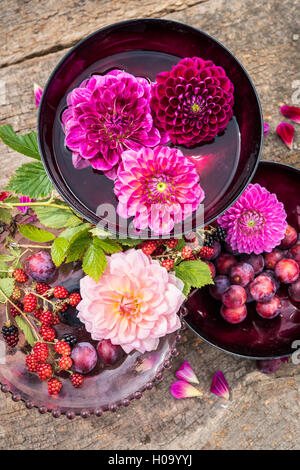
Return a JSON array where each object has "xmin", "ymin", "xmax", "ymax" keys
[
  {"xmin": 185, "ymin": 161, "xmax": 300, "ymax": 360},
  {"xmin": 38, "ymin": 18, "xmax": 263, "ymax": 237}
]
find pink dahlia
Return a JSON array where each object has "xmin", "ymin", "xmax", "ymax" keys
[
  {"xmin": 151, "ymin": 56, "xmax": 234, "ymax": 147},
  {"xmin": 114, "ymin": 145, "xmax": 205, "ymax": 235},
  {"xmin": 218, "ymin": 184, "xmax": 287, "ymax": 254},
  {"xmin": 77, "ymin": 249, "xmax": 185, "ymax": 354},
  {"xmin": 62, "ymin": 70, "xmax": 161, "ymax": 179}
]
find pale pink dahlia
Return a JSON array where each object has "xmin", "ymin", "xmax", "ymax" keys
[
  {"xmin": 77, "ymin": 249, "xmax": 185, "ymax": 354},
  {"xmin": 62, "ymin": 70, "xmax": 161, "ymax": 179},
  {"xmin": 114, "ymin": 145, "xmax": 205, "ymax": 235},
  {"xmin": 218, "ymin": 183, "xmax": 287, "ymax": 254}
]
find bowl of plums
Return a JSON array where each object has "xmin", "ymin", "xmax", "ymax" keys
[{"xmin": 185, "ymin": 161, "xmax": 300, "ymax": 360}]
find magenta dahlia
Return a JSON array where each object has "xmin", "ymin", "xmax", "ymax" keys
[
  {"xmin": 114, "ymin": 145, "xmax": 205, "ymax": 235},
  {"xmin": 151, "ymin": 56, "xmax": 234, "ymax": 147},
  {"xmin": 218, "ymin": 184, "xmax": 287, "ymax": 254},
  {"xmin": 62, "ymin": 70, "xmax": 161, "ymax": 179}
]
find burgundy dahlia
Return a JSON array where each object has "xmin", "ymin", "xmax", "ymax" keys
[
  {"xmin": 62, "ymin": 70, "xmax": 161, "ymax": 179},
  {"xmin": 151, "ymin": 57, "xmax": 234, "ymax": 147}
]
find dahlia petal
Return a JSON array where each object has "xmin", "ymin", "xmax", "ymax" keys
[
  {"xmin": 263, "ymin": 122, "xmax": 270, "ymax": 136},
  {"xmin": 170, "ymin": 381, "xmax": 202, "ymax": 399},
  {"xmin": 280, "ymin": 105, "xmax": 300, "ymax": 123},
  {"xmin": 72, "ymin": 153, "xmax": 90, "ymax": 169},
  {"xmin": 210, "ymin": 371, "xmax": 230, "ymax": 400},
  {"xmin": 276, "ymin": 122, "xmax": 295, "ymax": 149},
  {"xmin": 175, "ymin": 361, "xmax": 199, "ymax": 384},
  {"xmin": 33, "ymin": 83, "xmax": 43, "ymax": 107}
]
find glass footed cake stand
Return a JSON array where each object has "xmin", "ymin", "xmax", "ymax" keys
[{"xmin": 0, "ymin": 232, "xmax": 184, "ymax": 419}]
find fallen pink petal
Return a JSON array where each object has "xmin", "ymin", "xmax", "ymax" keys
[
  {"xmin": 210, "ymin": 371, "xmax": 230, "ymax": 400},
  {"xmin": 280, "ymin": 105, "xmax": 300, "ymax": 123},
  {"xmin": 276, "ymin": 122, "xmax": 295, "ymax": 149},
  {"xmin": 17, "ymin": 196, "xmax": 34, "ymax": 214},
  {"xmin": 175, "ymin": 361, "xmax": 199, "ymax": 384},
  {"xmin": 33, "ymin": 83, "xmax": 43, "ymax": 107},
  {"xmin": 263, "ymin": 122, "xmax": 270, "ymax": 136},
  {"xmin": 170, "ymin": 380, "xmax": 202, "ymax": 399}
]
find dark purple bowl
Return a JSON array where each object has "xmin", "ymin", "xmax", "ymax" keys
[
  {"xmin": 185, "ymin": 161, "xmax": 300, "ymax": 360},
  {"xmin": 38, "ymin": 18, "xmax": 263, "ymax": 237}
]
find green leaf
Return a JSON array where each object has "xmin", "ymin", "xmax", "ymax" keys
[
  {"xmin": 82, "ymin": 237, "xmax": 107, "ymax": 281},
  {"xmin": 66, "ymin": 231, "xmax": 91, "ymax": 263},
  {"xmin": 0, "ymin": 278, "xmax": 15, "ymax": 303},
  {"xmin": 60, "ymin": 223, "xmax": 91, "ymax": 242},
  {"xmin": 35, "ymin": 203, "xmax": 81, "ymax": 229},
  {"xmin": 90, "ymin": 227, "xmax": 114, "ymax": 238},
  {"xmin": 97, "ymin": 238, "xmax": 121, "ymax": 254},
  {"xmin": 5, "ymin": 161, "xmax": 53, "ymax": 198},
  {"xmin": 117, "ymin": 238, "xmax": 143, "ymax": 247},
  {"xmin": 0, "ymin": 125, "xmax": 40, "ymax": 160},
  {"xmin": 15, "ymin": 316, "xmax": 36, "ymax": 347},
  {"xmin": 0, "ymin": 207, "xmax": 12, "ymax": 224},
  {"xmin": 176, "ymin": 238, "xmax": 185, "ymax": 251},
  {"xmin": 0, "ymin": 261, "xmax": 9, "ymax": 278},
  {"xmin": 17, "ymin": 224, "xmax": 55, "ymax": 243},
  {"xmin": 51, "ymin": 237, "xmax": 69, "ymax": 267},
  {"xmin": 174, "ymin": 260, "xmax": 213, "ymax": 290}
]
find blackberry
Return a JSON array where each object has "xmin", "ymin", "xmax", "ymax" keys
[
  {"xmin": 214, "ymin": 226, "xmax": 227, "ymax": 242},
  {"xmin": 2, "ymin": 325, "xmax": 19, "ymax": 348},
  {"xmin": 204, "ymin": 234, "xmax": 214, "ymax": 247},
  {"xmin": 62, "ymin": 333, "xmax": 78, "ymax": 348}
]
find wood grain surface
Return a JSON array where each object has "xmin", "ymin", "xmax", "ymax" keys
[{"xmin": 0, "ymin": 0, "xmax": 299, "ymax": 450}]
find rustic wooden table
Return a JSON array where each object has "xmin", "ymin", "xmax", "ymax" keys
[{"xmin": 0, "ymin": 0, "xmax": 299, "ymax": 450}]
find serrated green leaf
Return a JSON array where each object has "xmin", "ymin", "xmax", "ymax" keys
[
  {"xmin": 5, "ymin": 161, "xmax": 53, "ymax": 198},
  {"xmin": 82, "ymin": 237, "xmax": 107, "ymax": 281},
  {"xmin": 17, "ymin": 224, "xmax": 55, "ymax": 243},
  {"xmin": 175, "ymin": 260, "xmax": 213, "ymax": 290},
  {"xmin": 0, "ymin": 261, "xmax": 9, "ymax": 278},
  {"xmin": 34, "ymin": 203, "xmax": 81, "ymax": 229},
  {"xmin": 117, "ymin": 238, "xmax": 143, "ymax": 247},
  {"xmin": 15, "ymin": 316, "xmax": 36, "ymax": 347},
  {"xmin": 90, "ymin": 227, "xmax": 114, "ymax": 238},
  {"xmin": 97, "ymin": 238, "xmax": 121, "ymax": 254},
  {"xmin": 0, "ymin": 125, "xmax": 40, "ymax": 160},
  {"xmin": 51, "ymin": 223, "xmax": 91, "ymax": 265},
  {"xmin": 0, "ymin": 278, "xmax": 15, "ymax": 303},
  {"xmin": 60, "ymin": 223, "xmax": 91, "ymax": 242},
  {"xmin": 66, "ymin": 232, "xmax": 91, "ymax": 263},
  {"xmin": 51, "ymin": 237, "xmax": 69, "ymax": 266},
  {"xmin": 0, "ymin": 208, "xmax": 12, "ymax": 224}
]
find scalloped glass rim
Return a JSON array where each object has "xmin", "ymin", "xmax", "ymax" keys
[
  {"xmin": 37, "ymin": 18, "xmax": 263, "ymax": 237},
  {"xmin": 184, "ymin": 160, "xmax": 300, "ymax": 360}
]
